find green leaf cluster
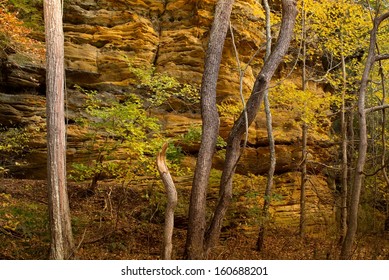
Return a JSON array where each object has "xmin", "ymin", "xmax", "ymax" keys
[
  {"xmin": 6, "ymin": 0, "xmax": 43, "ymax": 31},
  {"xmin": 270, "ymin": 80, "xmax": 336, "ymax": 128},
  {"xmin": 217, "ymin": 98, "xmax": 243, "ymax": 119},
  {"xmin": 125, "ymin": 56, "xmax": 200, "ymax": 109},
  {"xmin": 69, "ymin": 86, "xmax": 187, "ymax": 185},
  {"xmin": 0, "ymin": 126, "xmax": 29, "ymax": 172},
  {"xmin": 297, "ymin": 0, "xmax": 371, "ymax": 58},
  {"xmin": 70, "ymin": 87, "xmax": 160, "ymax": 183},
  {"xmin": 182, "ymin": 124, "xmax": 227, "ymax": 149},
  {"xmin": 292, "ymin": 0, "xmax": 371, "ymax": 89}
]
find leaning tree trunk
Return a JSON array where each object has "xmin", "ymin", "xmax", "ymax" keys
[
  {"xmin": 156, "ymin": 143, "xmax": 177, "ymax": 260},
  {"xmin": 204, "ymin": 0, "xmax": 297, "ymax": 254},
  {"xmin": 340, "ymin": 11, "xmax": 389, "ymax": 260},
  {"xmin": 184, "ymin": 0, "xmax": 234, "ymax": 260},
  {"xmin": 44, "ymin": 0, "xmax": 74, "ymax": 259}
]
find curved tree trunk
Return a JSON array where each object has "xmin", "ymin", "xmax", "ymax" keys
[
  {"xmin": 156, "ymin": 143, "xmax": 177, "ymax": 260},
  {"xmin": 340, "ymin": 11, "xmax": 389, "ymax": 260},
  {"xmin": 184, "ymin": 0, "xmax": 234, "ymax": 260},
  {"xmin": 205, "ymin": 0, "xmax": 297, "ymax": 255}
]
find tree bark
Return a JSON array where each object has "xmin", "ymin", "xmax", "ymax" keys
[
  {"xmin": 257, "ymin": 0, "xmax": 276, "ymax": 252},
  {"xmin": 377, "ymin": 46, "xmax": 389, "ymax": 188},
  {"xmin": 156, "ymin": 143, "xmax": 177, "ymax": 260},
  {"xmin": 44, "ymin": 0, "xmax": 74, "ymax": 259},
  {"xmin": 184, "ymin": 0, "xmax": 234, "ymax": 260},
  {"xmin": 299, "ymin": 2, "xmax": 307, "ymax": 238},
  {"xmin": 340, "ymin": 11, "xmax": 389, "ymax": 260},
  {"xmin": 205, "ymin": 0, "xmax": 297, "ymax": 254},
  {"xmin": 299, "ymin": 122, "xmax": 308, "ymax": 238},
  {"xmin": 340, "ymin": 53, "xmax": 348, "ymax": 243}
]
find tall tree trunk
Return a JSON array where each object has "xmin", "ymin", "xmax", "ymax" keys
[
  {"xmin": 257, "ymin": 0, "xmax": 276, "ymax": 252},
  {"xmin": 299, "ymin": 2, "xmax": 307, "ymax": 238},
  {"xmin": 299, "ymin": 122, "xmax": 308, "ymax": 238},
  {"xmin": 44, "ymin": 0, "xmax": 74, "ymax": 259},
  {"xmin": 184, "ymin": 0, "xmax": 234, "ymax": 260},
  {"xmin": 340, "ymin": 53, "xmax": 348, "ymax": 243},
  {"xmin": 204, "ymin": 0, "xmax": 297, "ymax": 254},
  {"xmin": 378, "ymin": 50, "xmax": 389, "ymax": 232},
  {"xmin": 347, "ymin": 104, "xmax": 355, "ymax": 210},
  {"xmin": 376, "ymin": 45, "xmax": 389, "ymax": 188},
  {"xmin": 340, "ymin": 11, "xmax": 389, "ymax": 259}
]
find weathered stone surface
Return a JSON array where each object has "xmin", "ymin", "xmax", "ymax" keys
[
  {"xmin": 270, "ymin": 172, "xmax": 334, "ymax": 229},
  {"xmin": 0, "ymin": 92, "xmax": 46, "ymax": 126}
]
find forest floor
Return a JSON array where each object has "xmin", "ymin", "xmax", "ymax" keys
[{"xmin": 0, "ymin": 178, "xmax": 388, "ymax": 260}]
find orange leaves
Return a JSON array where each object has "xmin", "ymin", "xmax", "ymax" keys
[{"xmin": 0, "ymin": 6, "xmax": 44, "ymax": 60}]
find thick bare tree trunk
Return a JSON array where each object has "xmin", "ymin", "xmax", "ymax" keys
[
  {"xmin": 156, "ymin": 143, "xmax": 177, "ymax": 260},
  {"xmin": 204, "ymin": 0, "xmax": 297, "ymax": 254},
  {"xmin": 44, "ymin": 0, "xmax": 74, "ymax": 259},
  {"xmin": 340, "ymin": 11, "xmax": 389, "ymax": 259},
  {"xmin": 184, "ymin": 0, "xmax": 234, "ymax": 260},
  {"xmin": 257, "ymin": 0, "xmax": 276, "ymax": 252}
]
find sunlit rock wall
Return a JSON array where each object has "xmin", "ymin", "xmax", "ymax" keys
[{"xmin": 0, "ymin": 0, "xmax": 335, "ymax": 229}]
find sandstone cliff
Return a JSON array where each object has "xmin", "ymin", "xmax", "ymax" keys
[{"xmin": 0, "ymin": 0, "xmax": 335, "ymax": 229}]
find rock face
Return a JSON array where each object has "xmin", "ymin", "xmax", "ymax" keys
[
  {"xmin": 62, "ymin": 0, "xmax": 264, "ymax": 94},
  {"xmin": 0, "ymin": 0, "xmax": 335, "ymax": 228}
]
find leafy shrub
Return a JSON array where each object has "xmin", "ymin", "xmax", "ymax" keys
[
  {"xmin": 182, "ymin": 125, "xmax": 227, "ymax": 149},
  {"xmin": 217, "ymin": 98, "xmax": 243, "ymax": 119},
  {"xmin": 69, "ymin": 58, "xmax": 200, "ymax": 187},
  {"xmin": 69, "ymin": 86, "xmax": 187, "ymax": 188},
  {"xmin": 125, "ymin": 56, "xmax": 200, "ymax": 109},
  {"xmin": 6, "ymin": 0, "xmax": 43, "ymax": 31},
  {"xmin": 69, "ymin": 88, "xmax": 162, "ymax": 184},
  {"xmin": 0, "ymin": 126, "xmax": 29, "ymax": 175},
  {"xmin": 0, "ymin": 1, "xmax": 44, "ymax": 59}
]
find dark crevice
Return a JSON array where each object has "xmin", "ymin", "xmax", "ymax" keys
[{"xmin": 151, "ymin": 1, "xmax": 168, "ymax": 67}]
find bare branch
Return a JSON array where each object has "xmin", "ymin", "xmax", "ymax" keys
[
  {"xmin": 376, "ymin": 11, "xmax": 389, "ymax": 25},
  {"xmin": 375, "ymin": 54, "xmax": 389, "ymax": 61},
  {"xmin": 365, "ymin": 104, "xmax": 389, "ymax": 114}
]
